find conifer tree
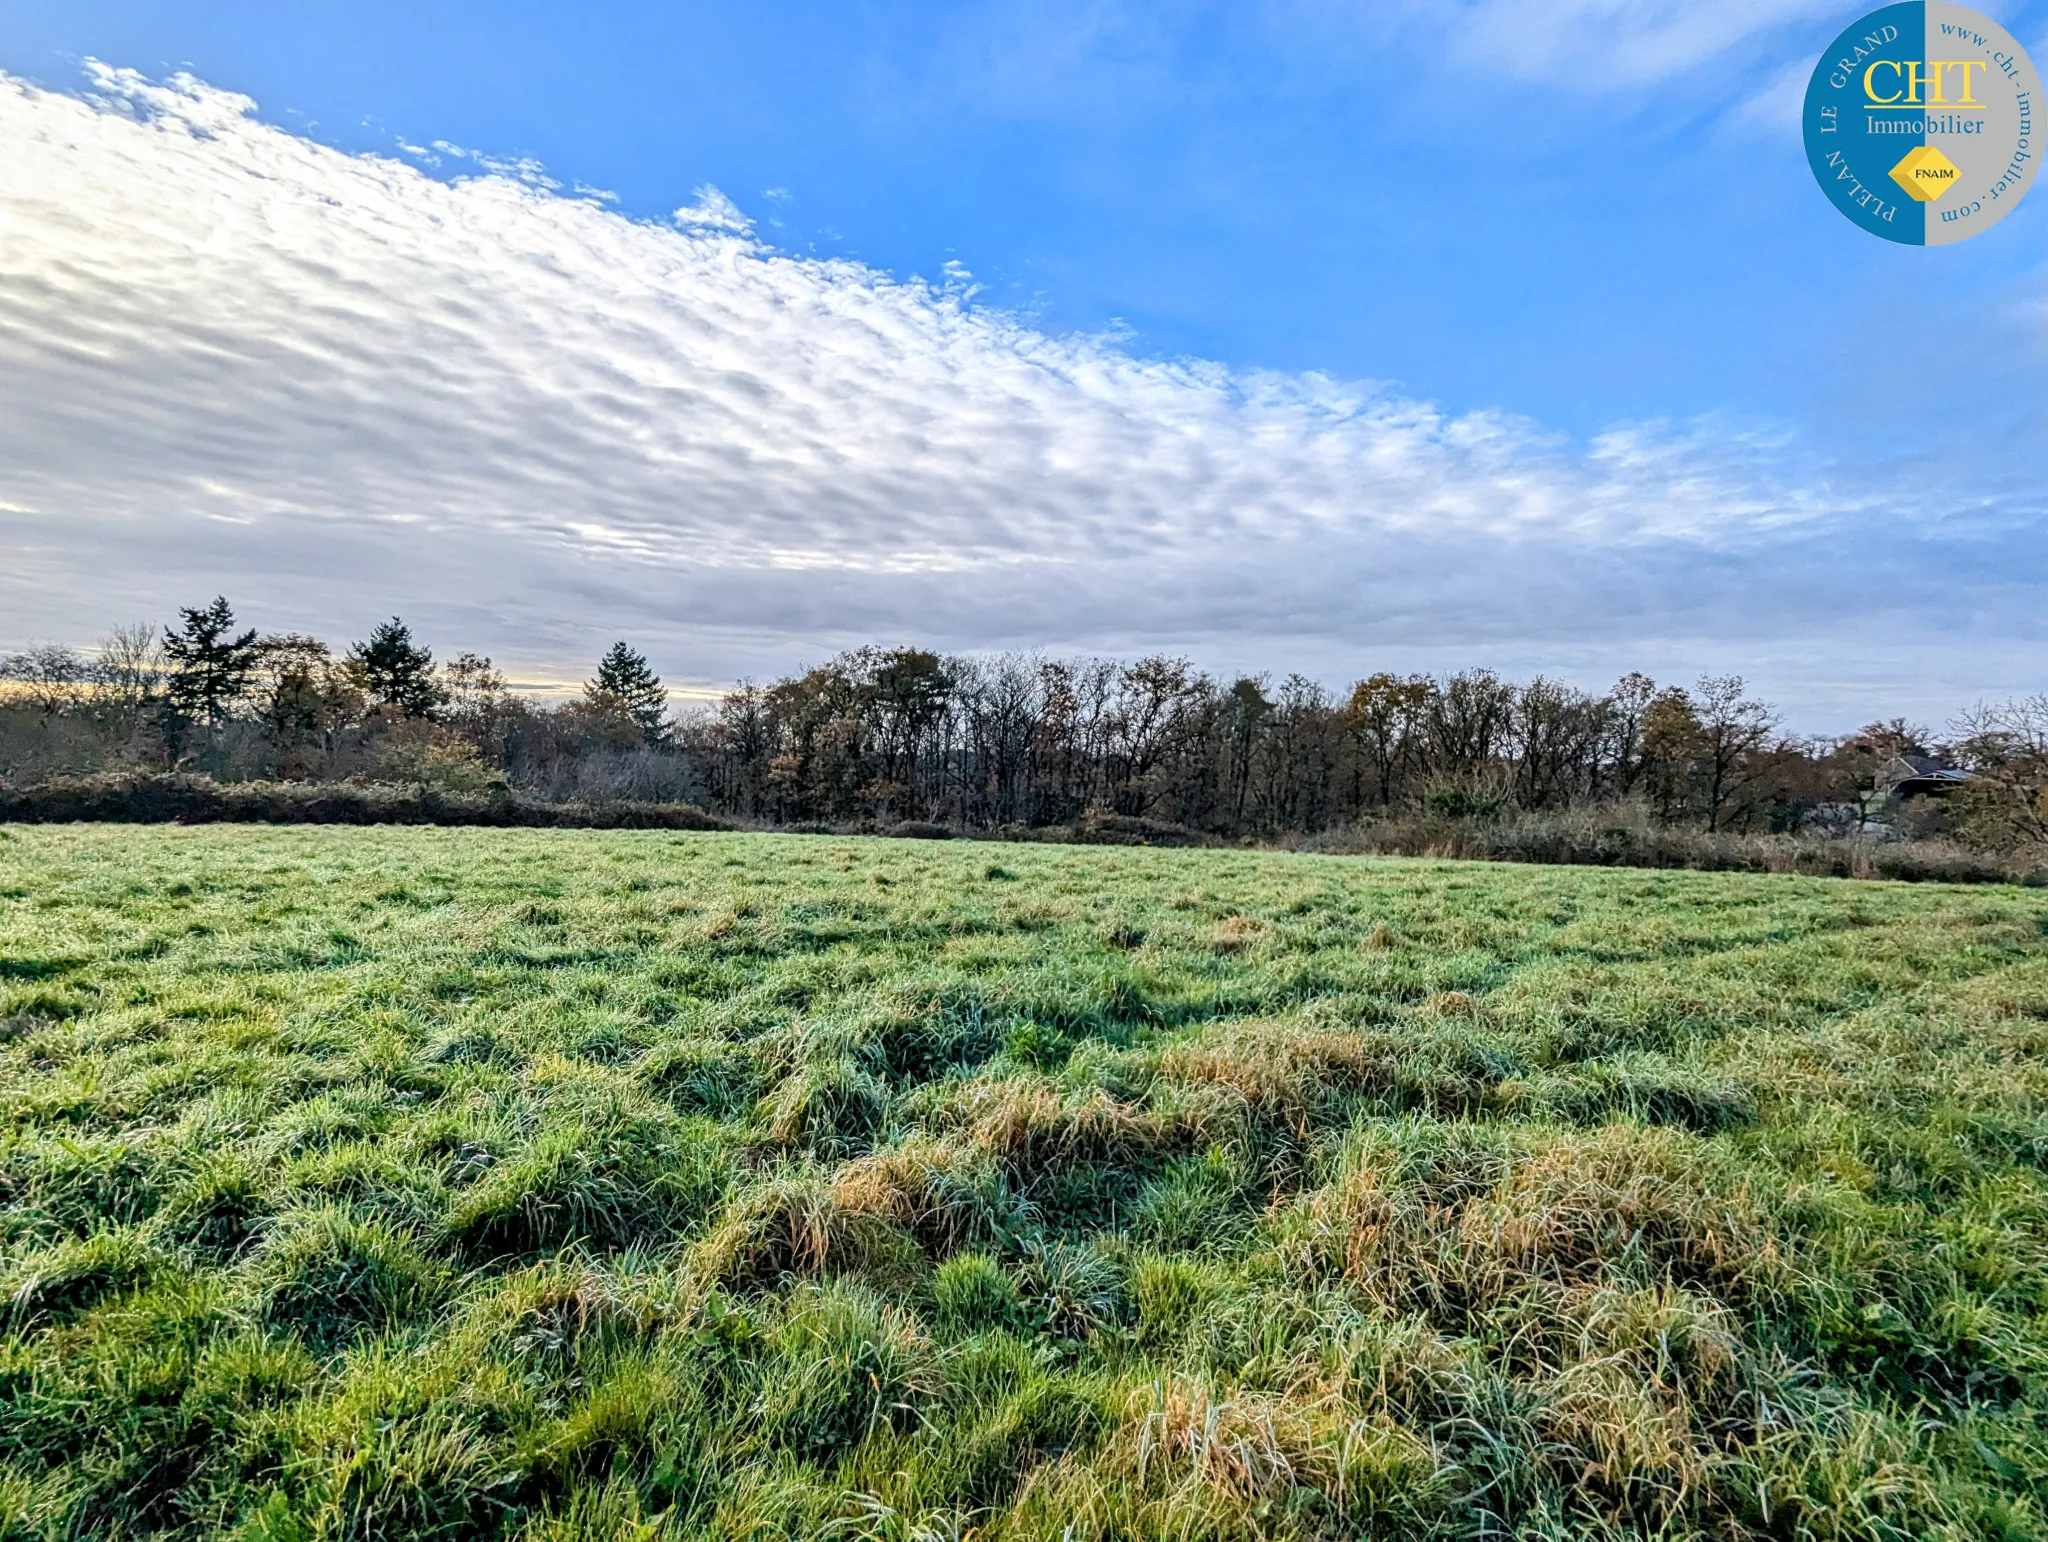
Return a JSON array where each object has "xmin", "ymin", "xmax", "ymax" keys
[
  {"xmin": 586, "ymin": 641, "xmax": 669, "ymax": 744},
  {"xmin": 349, "ymin": 618, "xmax": 444, "ymax": 718},
  {"xmin": 163, "ymin": 596, "xmax": 259, "ymax": 730}
]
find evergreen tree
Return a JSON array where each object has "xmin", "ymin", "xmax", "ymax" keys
[
  {"xmin": 349, "ymin": 618, "xmax": 444, "ymax": 718},
  {"xmin": 162, "ymin": 596, "xmax": 259, "ymax": 730},
  {"xmin": 586, "ymin": 642, "xmax": 669, "ymax": 743}
]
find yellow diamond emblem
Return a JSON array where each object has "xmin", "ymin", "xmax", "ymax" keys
[{"xmin": 1889, "ymin": 144, "xmax": 1960, "ymax": 202}]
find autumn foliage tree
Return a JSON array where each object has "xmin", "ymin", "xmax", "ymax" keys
[{"xmin": 13, "ymin": 603, "xmax": 2020, "ymax": 851}]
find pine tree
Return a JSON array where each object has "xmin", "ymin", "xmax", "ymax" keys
[
  {"xmin": 162, "ymin": 596, "xmax": 259, "ymax": 730},
  {"xmin": 586, "ymin": 642, "xmax": 669, "ymax": 743},
  {"xmin": 349, "ymin": 618, "xmax": 444, "ymax": 718}
]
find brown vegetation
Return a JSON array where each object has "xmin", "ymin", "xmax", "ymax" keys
[{"xmin": 6, "ymin": 603, "xmax": 2043, "ymax": 879}]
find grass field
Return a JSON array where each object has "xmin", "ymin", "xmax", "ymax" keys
[{"xmin": 1, "ymin": 825, "xmax": 2045, "ymax": 1541}]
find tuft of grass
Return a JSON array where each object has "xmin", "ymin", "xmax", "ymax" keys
[
  {"xmin": 758, "ymin": 1055, "xmax": 888, "ymax": 1156},
  {"xmin": 444, "ymin": 1110, "xmax": 726, "ymax": 1260},
  {"xmin": 691, "ymin": 1173, "xmax": 926, "ymax": 1290},
  {"xmin": 1, "ymin": 1132, "xmax": 169, "ymax": 1240},
  {"xmin": 829, "ymin": 1137, "xmax": 1026, "ymax": 1254},
  {"xmin": 755, "ymin": 1281, "xmax": 939, "ymax": 1461},
  {"xmin": 4, "ymin": 1226, "xmax": 163, "ymax": 1326},
  {"xmin": 250, "ymin": 1207, "xmax": 445, "ymax": 1348},
  {"xmin": 930, "ymin": 1251, "xmax": 1023, "ymax": 1334},
  {"xmin": 155, "ymin": 1147, "xmax": 273, "ymax": 1258},
  {"xmin": 637, "ymin": 1038, "xmax": 760, "ymax": 1118}
]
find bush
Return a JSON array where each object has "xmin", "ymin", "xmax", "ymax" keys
[
  {"xmin": 1296, "ymin": 808, "xmax": 2036, "ymax": 883},
  {"xmin": 1066, "ymin": 813, "xmax": 1212, "ymax": 848},
  {"xmin": 369, "ymin": 727, "xmax": 507, "ymax": 797},
  {"xmin": 0, "ymin": 773, "xmax": 734, "ymax": 831}
]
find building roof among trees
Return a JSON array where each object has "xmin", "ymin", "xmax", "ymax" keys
[{"xmin": 1875, "ymin": 754, "xmax": 1972, "ymax": 797}]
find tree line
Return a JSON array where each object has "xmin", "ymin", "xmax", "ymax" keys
[{"xmin": 3, "ymin": 597, "xmax": 2041, "ymax": 849}]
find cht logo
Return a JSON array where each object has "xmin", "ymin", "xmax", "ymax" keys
[{"xmin": 1804, "ymin": 2, "xmax": 2040, "ymax": 243}]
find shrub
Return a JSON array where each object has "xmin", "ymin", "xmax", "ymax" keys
[
  {"xmin": 0, "ymin": 773, "xmax": 736, "ymax": 830},
  {"xmin": 370, "ymin": 728, "xmax": 507, "ymax": 797},
  {"xmin": 1298, "ymin": 809, "xmax": 2034, "ymax": 884}
]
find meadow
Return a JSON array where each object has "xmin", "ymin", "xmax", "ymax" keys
[{"xmin": 0, "ymin": 825, "xmax": 2044, "ymax": 1541}]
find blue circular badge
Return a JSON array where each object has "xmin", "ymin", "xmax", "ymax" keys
[{"xmin": 1804, "ymin": 2, "xmax": 2040, "ymax": 244}]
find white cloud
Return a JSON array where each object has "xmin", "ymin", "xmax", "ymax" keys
[
  {"xmin": 672, "ymin": 184, "xmax": 752, "ymax": 232},
  {"xmin": 0, "ymin": 63, "xmax": 2028, "ymax": 720}
]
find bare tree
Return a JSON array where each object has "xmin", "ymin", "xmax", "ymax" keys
[
  {"xmin": 1421, "ymin": 670, "xmax": 1517, "ymax": 782},
  {"xmin": 1104, "ymin": 656, "xmax": 1207, "ymax": 817},
  {"xmin": 1947, "ymin": 697, "xmax": 2048, "ymax": 852},
  {"xmin": 96, "ymin": 625, "xmax": 166, "ymax": 713},
  {"xmin": 1343, "ymin": 672, "xmax": 1430, "ymax": 811},
  {"xmin": 0, "ymin": 644, "xmax": 93, "ymax": 717},
  {"xmin": 1690, "ymin": 676, "xmax": 1779, "ymax": 831},
  {"xmin": 1511, "ymin": 677, "xmax": 1609, "ymax": 810},
  {"xmin": 251, "ymin": 636, "xmax": 365, "ymax": 776},
  {"xmin": 1602, "ymin": 672, "xmax": 1656, "ymax": 798},
  {"xmin": 955, "ymin": 653, "xmax": 1042, "ymax": 826}
]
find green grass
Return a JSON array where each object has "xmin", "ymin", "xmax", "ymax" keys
[{"xmin": 0, "ymin": 825, "xmax": 2045, "ymax": 1540}]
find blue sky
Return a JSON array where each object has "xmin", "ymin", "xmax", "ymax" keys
[{"xmin": 0, "ymin": 0, "xmax": 2042, "ymax": 726}]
